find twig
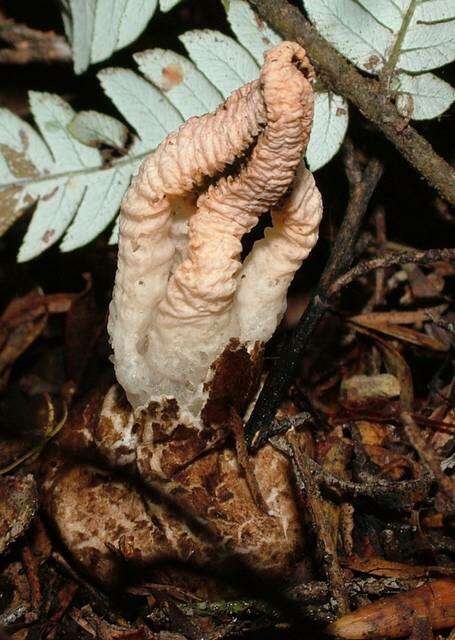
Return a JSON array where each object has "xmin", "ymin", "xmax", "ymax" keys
[
  {"xmin": 230, "ymin": 410, "xmax": 269, "ymax": 513},
  {"xmin": 251, "ymin": 411, "xmax": 314, "ymax": 449},
  {"xmin": 247, "ymin": 0, "xmax": 455, "ymax": 205},
  {"xmin": 287, "ymin": 430, "xmax": 350, "ymax": 616},
  {"xmin": 0, "ymin": 21, "xmax": 71, "ymax": 64},
  {"xmin": 286, "ymin": 576, "xmax": 424, "ymax": 604},
  {"xmin": 273, "ymin": 435, "xmax": 432, "ymax": 510},
  {"xmin": 180, "ymin": 577, "xmax": 431, "ymax": 627},
  {"xmin": 324, "ymin": 143, "xmax": 384, "ymax": 283},
  {"xmin": 329, "ymin": 248, "xmax": 455, "ymax": 296},
  {"xmin": 245, "ymin": 145, "xmax": 383, "ymax": 444},
  {"xmin": 247, "ymin": 241, "xmax": 454, "ymax": 446},
  {"xmin": 21, "ymin": 547, "xmax": 41, "ymax": 612},
  {"xmin": 370, "ymin": 206, "xmax": 387, "ymax": 309},
  {"xmin": 401, "ymin": 411, "xmax": 455, "ymax": 511},
  {"xmin": 51, "ymin": 552, "xmax": 109, "ymax": 608}
]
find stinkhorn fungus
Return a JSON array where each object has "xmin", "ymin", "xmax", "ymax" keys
[{"xmin": 43, "ymin": 41, "xmax": 323, "ymax": 585}]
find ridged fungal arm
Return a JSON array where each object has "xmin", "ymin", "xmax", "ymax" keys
[
  {"xmin": 236, "ymin": 162, "xmax": 323, "ymax": 343},
  {"xmin": 109, "ymin": 81, "xmax": 266, "ymax": 408},
  {"xmin": 109, "ymin": 41, "xmax": 322, "ymax": 414},
  {"xmin": 152, "ymin": 44, "xmax": 315, "ymax": 394}
]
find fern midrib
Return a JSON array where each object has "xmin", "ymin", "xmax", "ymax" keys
[
  {"xmin": 0, "ymin": 149, "xmax": 149, "ymax": 191},
  {"xmin": 381, "ymin": 0, "xmax": 418, "ymax": 90}
]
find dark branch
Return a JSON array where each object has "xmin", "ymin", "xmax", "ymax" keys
[
  {"xmin": 245, "ymin": 144, "xmax": 383, "ymax": 444},
  {"xmin": 0, "ymin": 21, "xmax": 71, "ymax": 64},
  {"xmin": 401, "ymin": 410, "xmax": 455, "ymax": 512},
  {"xmin": 288, "ymin": 431, "xmax": 350, "ymax": 616},
  {"xmin": 286, "ymin": 576, "xmax": 423, "ymax": 605},
  {"xmin": 275, "ymin": 435, "xmax": 433, "ymax": 511}
]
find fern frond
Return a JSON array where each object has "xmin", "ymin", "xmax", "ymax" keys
[
  {"xmin": 302, "ymin": 0, "xmax": 455, "ymax": 120},
  {"xmin": 2, "ymin": 0, "xmax": 348, "ymax": 260}
]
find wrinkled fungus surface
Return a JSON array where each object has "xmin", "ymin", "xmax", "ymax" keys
[
  {"xmin": 109, "ymin": 41, "xmax": 322, "ymax": 414},
  {"xmin": 43, "ymin": 42, "xmax": 323, "ymax": 585}
]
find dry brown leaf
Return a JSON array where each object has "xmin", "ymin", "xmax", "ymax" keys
[
  {"xmin": 363, "ymin": 444, "xmax": 415, "ymax": 479},
  {"xmin": 351, "ymin": 305, "xmax": 447, "ymax": 328},
  {"xmin": 326, "ymin": 578, "xmax": 455, "ymax": 638},
  {"xmin": 349, "ymin": 319, "xmax": 448, "ymax": 352},
  {"xmin": 421, "ymin": 513, "xmax": 445, "ymax": 529},
  {"xmin": 340, "ymin": 374, "xmax": 401, "ymax": 409},
  {"xmin": 0, "ymin": 291, "xmax": 47, "ymax": 385},
  {"xmin": 356, "ymin": 421, "xmax": 389, "ymax": 446},
  {"xmin": 318, "ymin": 437, "xmax": 352, "ymax": 554},
  {"xmin": 64, "ymin": 274, "xmax": 104, "ymax": 386},
  {"xmin": 344, "ymin": 556, "xmax": 432, "ymax": 579},
  {"xmin": 350, "ymin": 326, "xmax": 414, "ymax": 410},
  {"xmin": 404, "ymin": 264, "xmax": 445, "ymax": 299},
  {"xmin": 0, "ymin": 474, "xmax": 37, "ymax": 555},
  {"xmin": 44, "ymin": 292, "xmax": 78, "ymax": 314},
  {"xmin": 0, "ymin": 288, "xmax": 79, "ymax": 389}
]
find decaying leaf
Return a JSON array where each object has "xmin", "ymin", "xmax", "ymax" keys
[
  {"xmin": 340, "ymin": 374, "xmax": 400, "ymax": 409},
  {"xmin": 0, "ymin": 474, "xmax": 38, "ymax": 555},
  {"xmin": 0, "ymin": 290, "xmax": 48, "ymax": 389},
  {"xmin": 349, "ymin": 317, "xmax": 449, "ymax": 352},
  {"xmin": 0, "ymin": 288, "xmax": 80, "ymax": 390},
  {"xmin": 343, "ymin": 556, "xmax": 446, "ymax": 580},
  {"xmin": 326, "ymin": 578, "xmax": 455, "ymax": 639}
]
